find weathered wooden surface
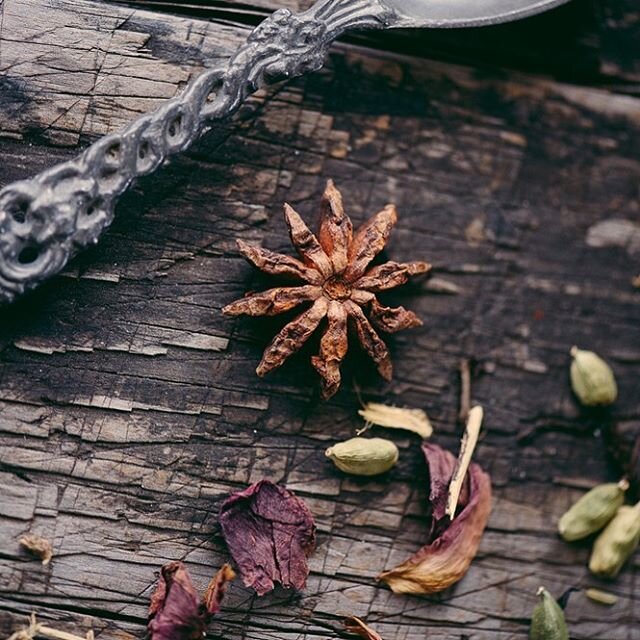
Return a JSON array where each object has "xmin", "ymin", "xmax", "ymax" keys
[{"xmin": 1, "ymin": 0, "xmax": 640, "ymax": 638}]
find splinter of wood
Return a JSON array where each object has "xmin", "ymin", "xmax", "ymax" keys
[{"xmin": 446, "ymin": 405, "xmax": 483, "ymax": 520}]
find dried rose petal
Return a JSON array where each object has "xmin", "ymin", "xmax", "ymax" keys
[
  {"xmin": 344, "ymin": 616, "xmax": 384, "ymax": 640},
  {"xmin": 219, "ymin": 480, "xmax": 316, "ymax": 595},
  {"xmin": 377, "ymin": 443, "xmax": 491, "ymax": 594},
  {"xmin": 148, "ymin": 561, "xmax": 234, "ymax": 640},
  {"xmin": 203, "ymin": 563, "xmax": 236, "ymax": 615}
]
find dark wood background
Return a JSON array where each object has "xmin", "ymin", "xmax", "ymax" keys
[{"xmin": 1, "ymin": 0, "xmax": 639, "ymax": 638}]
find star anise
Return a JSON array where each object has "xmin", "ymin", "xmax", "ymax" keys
[{"xmin": 223, "ymin": 180, "xmax": 430, "ymax": 399}]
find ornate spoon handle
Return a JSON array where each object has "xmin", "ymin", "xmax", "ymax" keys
[{"xmin": 0, "ymin": 0, "xmax": 394, "ymax": 304}]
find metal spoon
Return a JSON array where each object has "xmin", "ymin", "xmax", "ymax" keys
[{"xmin": 0, "ymin": 0, "xmax": 569, "ymax": 303}]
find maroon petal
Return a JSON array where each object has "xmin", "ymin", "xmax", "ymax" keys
[
  {"xmin": 148, "ymin": 562, "xmax": 204, "ymax": 640},
  {"xmin": 377, "ymin": 443, "xmax": 491, "ymax": 594},
  {"xmin": 219, "ymin": 480, "xmax": 316, "ymax": 596},
  {"xmin": 148, "ymin": 562, "xmax": 235, "ymax": 640}
]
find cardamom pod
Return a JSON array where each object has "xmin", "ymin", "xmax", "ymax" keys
[
  {"xmin": 529, "ymin": 587, "xmax": 569, "ymax": 640},
  {"xmin": 589, "ymin": 502, "xmax": 640, "ymax": 578},
  {"xmin": 570, "ymin": 347, "xmax": 618, "ymax": 406},
  {"xmin": 325, "ymin": 437, "xmax": 399, "ymax": 476},
  {"xmin": 558, "ymin": 481, "xmax": 627, "ymax": 541}
]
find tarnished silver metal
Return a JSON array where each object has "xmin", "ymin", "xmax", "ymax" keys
[{"xmin": 0, "ymin": 0, "xmax": 569, "ymax": 303}]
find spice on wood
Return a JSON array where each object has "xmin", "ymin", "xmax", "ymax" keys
[{"xmin": 223, "ymin": 180, "xmax": 430, "ymax": 398}]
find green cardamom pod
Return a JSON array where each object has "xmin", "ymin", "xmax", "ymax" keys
[
  {"xmin": 325, "ymin": 437, "xmax": 399, "ymax": 476},
  {"xmin": 558, "ymin": 481, "xmax": 627, "ymax": 541},
  {"xmin": 570, "ymin": 347, "xmax": 618, "ymax": 406},
  {"xmin": 529, "ymin": 587, "xmax": 569, "ymax": 640},
  {"xmin": 589, "ymin": 503, "xmax": 640, "ymax": 578}
]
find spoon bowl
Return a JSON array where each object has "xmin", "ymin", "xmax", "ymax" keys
[{"xmin": 384, "ymin": 0, "xmax": 570, "ymax": 28}]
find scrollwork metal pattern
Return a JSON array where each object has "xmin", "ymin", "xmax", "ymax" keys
[{"xmin": 0, "ymin": 0, "xmax": 394, "ymax": 304}]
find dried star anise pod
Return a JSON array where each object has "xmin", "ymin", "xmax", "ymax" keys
[{"xmin": 223, "ymin": 180, "xmax": 430, "ymax": 398}]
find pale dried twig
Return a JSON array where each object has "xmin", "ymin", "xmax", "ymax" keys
[
  {"xmin": 7, "ymin": 613, "xmax": 94, "ymax": 640},
  {"xmin": 446, "ymin": 405, "xmax": 484, "ymax": 520}
]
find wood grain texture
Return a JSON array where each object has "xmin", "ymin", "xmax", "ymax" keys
[{"xmin": 1, "ymin": 0, "xmax": 640, "ymax": 638}]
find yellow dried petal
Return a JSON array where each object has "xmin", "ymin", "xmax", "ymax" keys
[
  {"xmin": 358, "ymin": 402, "xmax": 432, "ymax": 438},
  {"xmin": 585, "ymin": 588, "xmax": 618, "ymax": 606}
]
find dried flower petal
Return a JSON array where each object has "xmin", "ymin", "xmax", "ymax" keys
[
  {"xmin": 203, "ymin": 564, "xmax": 236, "ymax": 616},
  {"xmin": 377, "ymin": 443, "xmax": 492, "ymax": 594},
  {"xmin": 148, "ymin": 561, "xmax": 235, "ymax": 640},
  {"xmin": 358, "ymin": 402, "xmax": 433, "ymax": 439},
  {"xmin": 218, "ymin": 480, "xmax": 316, "ymax": 595},
  {"xmin": 19, "ymin": 533, "xmax": 53, "ymax": 565},
  {"xmin": 344, "ymin": 616, "xmax": 384, "ymax": 640}
]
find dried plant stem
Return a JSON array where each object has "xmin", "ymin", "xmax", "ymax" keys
[
  {"xmin": 446, "ymin": 405, "xmax": 483, "ymax": 520},
  {"xmin": 458, "ymin": 359, "xmax": 471, "ymax": 422},
  {"xmin": 356, "ymin": 423, "xmax": 372, "ymax": 436},
  {"xmin": 38, "ymin": 626, "xmax": 93, "ymax": 640},
  {"xmin": 7, "ymin": 613, "xmax": 93, "ymax": 640}
]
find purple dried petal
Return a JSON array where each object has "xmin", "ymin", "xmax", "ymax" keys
[
  {"xmin": 219, "ymin": 480, "xmax": 316, "ymax": 595},
  {"xmin": 377, "ymin": 443, "xmax": 491, "ymax": 594},
  {"xmin": 148, "ymin": 562, "xmax": 203, "ymax": 640},
  {"xmin": 147, "ymin": 562, "xmax": 235, "ymax": 640}
]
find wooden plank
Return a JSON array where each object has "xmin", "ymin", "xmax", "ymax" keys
[{"xmin": 1, "ymin": 0, "xmax": 639, "ymax": 638}]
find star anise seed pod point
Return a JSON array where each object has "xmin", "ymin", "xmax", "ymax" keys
[{"xmin": 223, "ymin": 180, "xmax": 430, "ymax": 399}]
